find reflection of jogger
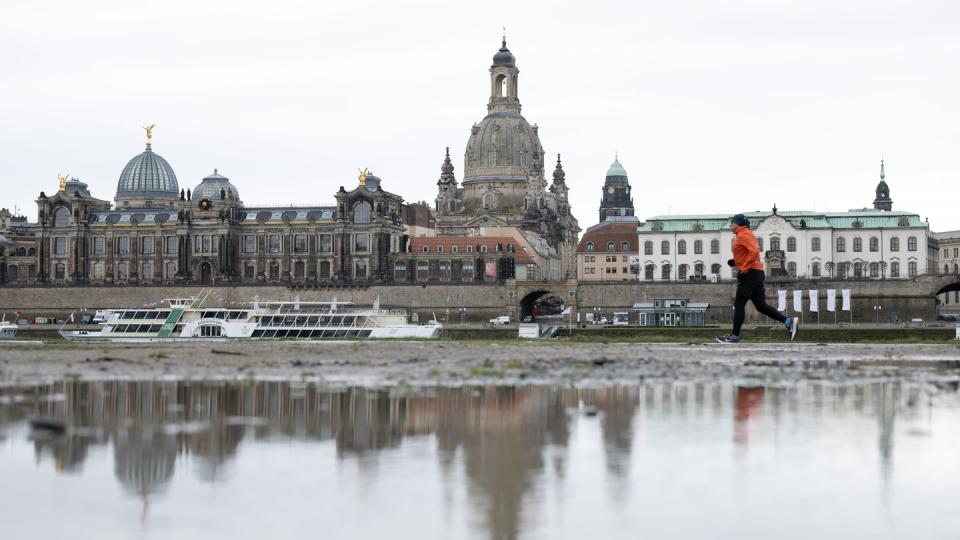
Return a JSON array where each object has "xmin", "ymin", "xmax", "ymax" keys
[{"xmin": 716, "ymin": 214, "xmax": 798, "ymax": 344}]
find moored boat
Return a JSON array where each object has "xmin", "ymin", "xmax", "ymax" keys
[
  {"xmin": 0, "ymin": 320, "xmax": 18, "ymax": 339},
  {"xmin": 60, "ymin": 294, "xmax": 441, "ymax": 342}
]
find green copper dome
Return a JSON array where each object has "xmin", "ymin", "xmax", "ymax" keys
[{"xmin": 606, "ymin": 157, "xmax": 627, "ymax": 178}]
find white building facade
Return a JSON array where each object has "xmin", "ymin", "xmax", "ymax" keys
[{"xmin": 636, "ymin": 209, "xmax": 935, "ymax": 282}]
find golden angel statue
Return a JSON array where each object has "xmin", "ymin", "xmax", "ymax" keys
[
  {"xmin": 144, "ymin": 123, "xmax": 156, "ymax": 145},
  {"xmin": 58, "ymin": 173, "xmax": 70, "ymax": 192},
  {"xmin": 358, "ymin": 168, "xmax": 368, "ymax": 187}
]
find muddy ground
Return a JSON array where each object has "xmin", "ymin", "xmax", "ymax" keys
[{"xmin": 2, "ymin": 341, "xmax": 960, "ymax": 388}]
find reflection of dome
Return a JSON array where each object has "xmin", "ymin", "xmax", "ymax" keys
[
  {"xmin": 193, "ymin": 169, "xmax": 241, "ymax": 204},
  {"xmin": 114, "ymin": 428, "xmax": 177, "ymax": 497},
  {"xmin": 116, "ymin": 145, "xmax": 179, "ymax": 203},
  {"xmin": 492, "ymin": 39, "xmax": 515, "ymax": 67}
]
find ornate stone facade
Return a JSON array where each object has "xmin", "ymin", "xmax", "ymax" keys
[{"xmin": 433, "ymin": 39, "xmax": 580, "ymax": 279}]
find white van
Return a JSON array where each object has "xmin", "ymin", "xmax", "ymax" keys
[{"xmin": 490, "ymin": 316, "xmax": 510, "ymax": 326}]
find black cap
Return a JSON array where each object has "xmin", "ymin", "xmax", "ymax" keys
[{"xmin": 731, "ymin": 214, "xmax": 750, "ymax": 227}]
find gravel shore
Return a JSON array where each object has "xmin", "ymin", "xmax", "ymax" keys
[{"xmin": 2, "ymin": 341, "xmax": 960, "ymax": 388}]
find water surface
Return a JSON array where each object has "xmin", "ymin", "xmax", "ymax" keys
[{"xmin": 2, "ymin": 380, "xmax": 959, "ymax": 539}]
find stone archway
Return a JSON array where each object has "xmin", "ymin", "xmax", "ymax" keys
[{"xmin": 519, "ymin": 290, "xmax": 565, "ymax": 320}]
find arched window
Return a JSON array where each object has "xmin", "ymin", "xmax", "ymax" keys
[
  {"xmin": 166, "ymin": 262, "xmax": 176, "ymax": 279},
  {"xmin": 677, "ymin": 240, "xmax": 686, "ymax": 255},
  {"xmin": 787, "ymin": 262, "xmax": 797, "ymax": 277},
  {"xmin": 694, "ymin": 263, "xmax": 704, "ymax": 276},
  {"xmin": 787, "ymin": 236, "xmax": 796, "ymax": 252},
  {"xmin": 770, "ymin": 237, "xmax": 780, "ymax": 251},
  {"xmin": 811, "ymin": 237, "xmax": 821, "ymax": 252},
  {"xmin": 907, "ymin": 236, "xmax": 917, "ymax": 251},
  {"xmin": 621, "ymin": 241, "xmax": 630, "ymax": 252},
  {"xmin": 661, "ymin": 264, "xmax": 671, "ymax": 280},
  {"xmin": 607, "ymin": 241, "xmax": 616, "ymax": 252},
  {"xmin": 54, "ymin": 207, "xmax": 70, "ymax": 228},
  {"xmin": 678, "ymin": 264, "xmax": 688, "ymax": 280},
  {"xmin": 836, "ymin": 237, "xmax": 846, "ymax": 252},
  {"xmin": 890, "ymin": 237, "xmax": 900, "ymax": 252},
  {"xmin": 853, "ymin": 237, "xmax": 862, "ymax": 252},
  {"xmin": 661, "ymin": 241, "xmax": 670, "ymax": 255},
  {"xmin": 944, "ymin": 264, "xmax": 949, "ymax": 274},
  {"xmin": 710, "ymin": 239, "xmax": 720, "ymax": 254},
  {"xmin": 644, "ymin": 241, "xmax": 653, "ymax": 255},
  {"xmin": 694, "ymin": 240, "xmax": 703, "ymax": 255},
  {"xmin": 757, "ymin": 237, "xmax": 764, "ymax": 252},
  {"xmin": 483, "ymin": 193, "xmax": 495, "ymax": 210},
  {"xmin": 142, "ymin": 261, "xmax": 153, "ymax": 280},
  {"xmin": 890, "ymin": 261, "xmax": 900, "ymax": 278},
  {"xmin": 495, "ymin": 74, "xmax": 507, "ymax": 97},
  {"xmin": 644, "ymin": 264, "xmax": 655, "ymax": 280},
  {"xmin": 869, "ymin": 237, "xmax": 879, "ymax": 252},
  {"xmin": 452, "ymin": 245, "xmax": 459, "ymax": 253},
  {"xmin": 711, "ymin": 263, "xmax": 721, "ymax": 275},
  {"xmin": 869, "ymin": 262, "xmax": 879, "ymax": 278},
  {"xmin": 812, "ymin": 262, "xmax": 821, "ymax": 277},
  {"xmin": 908, "ymin": 261, "xmax": 918, "ymax": 277},
  {"xmin": 422, "ymin": 246, "xmax": 429, "ymax": 253},
  {"xmin": 955, "ymin": 264, "xmax": 959, "ymax": 275},
  {"xmin": 586, "ymin": 242, "xmax": 594, "ymax": 252},
  {"xmin": 488, "ymin": 149, "xmax": 497, "ymax": 165},
  {"xmin": 352, "ymin": 201, "xmax": 371, "ymax": 224},
  {"xmin": 437, "ymin": 245, "xmax": 443, "ymax": 253}
]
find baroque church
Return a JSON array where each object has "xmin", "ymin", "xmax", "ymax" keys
[{"xmin": 434, "ymin": 38, "xmax": 580, "ymax": 279}]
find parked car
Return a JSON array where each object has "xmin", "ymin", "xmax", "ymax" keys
[{"xmin": 489, "ymin": 316, "xmax": 511, "ymax": 326}]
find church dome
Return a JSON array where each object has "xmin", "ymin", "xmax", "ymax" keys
[
  {"xmin": 116, "ymin": 145, "xmax": 179, "ymax": 202},
  {"xmin": 463, "ymin": 111, "xmax": 544, "ymax": 183},
  {"xmin": 193, "ymin": 169, "xmax": 241, "ymax": 204},
  {"xmin": 492, "ymin": 39, "xmax": 515, "ymax": 67}
]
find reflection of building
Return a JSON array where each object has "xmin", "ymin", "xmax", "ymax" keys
[
  {"xmin": 433, "ymin": 39, "xmax": 580, "ymax": 279},
  {"xmin": 636, "ymin": 164, "xmax": 935, "ymax": 281}
]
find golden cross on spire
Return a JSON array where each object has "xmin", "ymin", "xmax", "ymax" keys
[{"xmin": 502, "ymin": 26, "xmax": 507, "ymax": 44}]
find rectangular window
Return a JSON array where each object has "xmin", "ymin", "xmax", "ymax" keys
[
  {"xmin": 354, "ymin": 259, "xmax": 367, "ymax": 279},
  {"xmin": 416, "ymin": 260, "xmax": 429, "ymax": 281},
  {"xmin": 194, "ymin": 236, "xmax": 202, "ymax": 254},
  {"xmin": 142, "ymin": 262, "xmax": 154, "ymax": 280},
  {"xmin": 142, "ymin": 236, "xmax": 154, "ymax": 255},
  {"xmin": 117, "ymin": 236, "xmax": 129, "ymax": 255},
  {"xmin": 166, "ymin": 236, "xmax": 177, "ymax": 255},
  {"xmin": 439, "ymin": 260, "xmax": 451, "ymax": 281},
  {"xmin": 166, "ymin": 262, "xmax": 177, "ymax": 279},
  {"xmin": 394, "ymin": 262, "xmax": 407, "ymax": 281},
  {"xmin": 461, "ymin": 261, "xmax": 474, "ymax": 281},
  {"xmin": 117, "ymin": 262, "xmax": 128, "ymax": 280},
  {"xmin": 94, "ymin": 237, "xmax": 105, "ymax": 255},
  {"xmin": 908, "ymin": 261, "xmax": 917, "ymax": 277},
  {"xmin": 54, "ymin": 237, "xmax": 67, "ymax": 255},
  {"xmin": 319, "ymin": 234, "xmax": 332, "ymax": 253},
  {"xmin": 203, "ymin": 236, "xmax": 212, "ymax": 253},
  {"xmin": 294, "ymin": 234, "xmax": 306, "ymax": 253},
  {"xmin": 269, "ymin": 235, "xmax": 281, "ymax": 253},
  {"xmin": 244, "ymin": 263, "xmax": 255, "ymax": 279},
  {"xmin": 354, "ymin": 233, "xmax": 369, "ymax": 253},
  {"xmin": 244, "ymin": 235, "xmax": 256, "ymax": 253}
]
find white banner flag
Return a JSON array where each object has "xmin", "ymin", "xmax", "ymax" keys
[
  {"xmin": 841, "ymin": 289, "xmax": 852, "ymax": 311},
  {"xmin": 809, "ymin": 290, "xmax": 819, "ymax": 312},
  {"xmin": 793, "ymin": 290, "xmax": 802, "ymax": 313},
  {"xmin": 826, "ymin": 289, "xmax": 836, "ymax": 312},
  {"xmin": 777, "ymin": 290, "xmax": 788, "ymax": 312}
]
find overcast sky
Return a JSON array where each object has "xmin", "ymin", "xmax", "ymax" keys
[{"xmin": 1, "ymin": 0, "xmax": 958, "ymax": 230}]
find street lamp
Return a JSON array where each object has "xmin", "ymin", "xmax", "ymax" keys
[{"xmin": 873, "ymin": 303, "xmax": 882, "ymax": 325}]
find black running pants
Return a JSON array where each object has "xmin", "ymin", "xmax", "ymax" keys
[{"xmin": 733, "ymin": 269, "xmax": 787, "ymax": 336}]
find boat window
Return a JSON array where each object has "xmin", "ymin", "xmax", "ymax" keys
[
  {"xmin": 157, "ymin": 311, "xmax": 170, "ymax": 320},
  {"xmin": 296, "ymin": 316, "xmax": 307, "ymax": 326},
  {"xmin": 116, "ymin": 325, "xmax": 127, "ymax": 333},
  {"xmin": 307, "ymin": 317, "xmax": 318, "ymax": 326}
]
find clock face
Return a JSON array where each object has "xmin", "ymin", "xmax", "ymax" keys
[{"xmin": 607, "ymin": 186, "xmax": 615, "ymax": 194}]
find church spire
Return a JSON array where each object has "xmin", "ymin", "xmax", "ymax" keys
[
  {"xmin": 438, "ymin": 146, "xmax": 456, "ymax": 185},
  {"xmin": 880, "ymin": 158, "xmax": 885, "ymax": 181}
]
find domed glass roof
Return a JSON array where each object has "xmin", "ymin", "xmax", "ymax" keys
[
  {"xmin": 193, "ymin": 169, "xmax": 241, "ymax": 203},
  {"xmin": 116, "ymin": 146, "xmax": 179, "ymax": 201}
]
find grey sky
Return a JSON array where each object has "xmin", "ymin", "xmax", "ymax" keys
[{"xmin": 2, "ymin": 0, "xmax": 958, "ymax": 230}]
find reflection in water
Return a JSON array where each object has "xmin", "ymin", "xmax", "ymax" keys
[{"xmin": 0, "ymin": 379, "xmax": 951, "ymax": 539}]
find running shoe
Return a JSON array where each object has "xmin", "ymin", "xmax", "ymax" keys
[
  {"xmin": 785, "ymin": 317, "xmax": 799, "ymax": 341},
  {"xmin": 715, "ymin": 334, "xmax": 740, "ymax": 344}
]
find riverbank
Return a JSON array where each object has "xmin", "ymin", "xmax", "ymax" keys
[{"xmin": 2, "ymin": 341, "xmax": 960, "ymax": 388}]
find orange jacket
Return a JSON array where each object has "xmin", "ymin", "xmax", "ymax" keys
[{"xmin": 732, "ymin": 225, "xmax": 765, "ymax": 273}]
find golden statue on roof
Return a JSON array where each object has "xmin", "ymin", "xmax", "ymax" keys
[
  {"xmin": 358, "ymin": 168, "xmax": 368, "ymax": 187},
  {"xmin": 58, "ymin": 173, "xmax": 69, "ymax": 192},
  {"xmin": 144, "ymin": 123, "xmax": 156, "ymax": 146}
]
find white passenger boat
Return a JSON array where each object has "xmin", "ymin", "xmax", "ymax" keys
[
  {"xmin": 0, "ymin": 320, "xmax": 18, "ymax": 339},
  {"xmin": 59, "ymin": 294, "xmax": 441, "ymax": 342}
]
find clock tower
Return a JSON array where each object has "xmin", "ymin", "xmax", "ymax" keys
[{"xmin": 598, "ymin": 155, "xmax": 635, "ymax": 222}]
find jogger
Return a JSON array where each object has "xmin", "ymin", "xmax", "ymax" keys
[{"xmin": 716, "ymin": 214, "xmax": 798, "ymax": 343}]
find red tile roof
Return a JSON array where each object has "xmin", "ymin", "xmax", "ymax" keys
[{"xmin": 577, "ymin": 221, "xmax": 639, "ymax": 253}]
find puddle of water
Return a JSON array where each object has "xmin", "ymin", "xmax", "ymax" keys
[{"xmin": 1, "ymin": 380, "xmax": 960, "ymax": 539}]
